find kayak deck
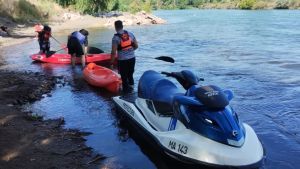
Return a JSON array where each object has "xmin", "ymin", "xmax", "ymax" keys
[
  {"xmin": 30, "ymin": 53, "xmax": 114, "ymax": 64},
  {"xmin": 83, "ymin": 63, "xmax": 122, "ymax": 93}
]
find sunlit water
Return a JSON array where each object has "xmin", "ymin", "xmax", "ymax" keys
[{"xmin": 1, "ymin": 10, "xmax": 300, "ymax": 169}]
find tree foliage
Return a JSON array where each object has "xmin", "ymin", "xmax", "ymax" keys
[
  {"xmin": 238, "ymin": 0, "xmax": 257, "ymax": 9},
  {"xmin": 54, "ymin": 0, "xmax": 300, "ymax": 13},
  {"xmin": 55, "ymin": 0, "xmax": 110, "ymax": 13}
]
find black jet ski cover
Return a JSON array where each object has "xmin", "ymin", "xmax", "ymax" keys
[{"xmin": 195, "ymin": 85, "xmax": 229, "ymax": 110}]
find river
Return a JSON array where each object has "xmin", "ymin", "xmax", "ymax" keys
[{"xmin": 1, "ymin": 10, "xmax": 300, "ymax": 169}]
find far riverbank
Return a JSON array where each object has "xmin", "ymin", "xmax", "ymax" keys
[{"xmin": 0, "ymin": 11, "xmax": 165, "ymax": 48}]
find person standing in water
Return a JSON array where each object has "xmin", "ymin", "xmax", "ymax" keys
[
  {"xmin": 110, "ymin": 20, "xmax": 138, "ymax": 91},
  {"xmin": 67, "ymin": 29, "xmax": 89, "ymax": 68},
  {"xmin": 35, "ymin": 25, "xmax": 51, "ymax": 54}
]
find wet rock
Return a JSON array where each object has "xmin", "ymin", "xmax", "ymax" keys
[
  {"xmin": 24, "ymin": 113, "xmax": 43, "ymax": 121},
  {"xmin": 17, "ymin": 99, "xmax": 22, "ymax": 104},
  {"xmin": 87, "ymin": 154, "xmax": 106, "ymax": 164},
  {"xmin": 103, "ymin": 11, "xmax": 166, "ymax": 27},
  {"xmin": 12, "ymin": 100, "xmax": 18, "ymax": 105},
  {"xmin": 55, "ymin": 75, "xmax": 64, "ymax": 79},
  {"xmin": 45, "ymin": 117, "xmax": 65, "ymax": 128},
  {"xmin": 28, "ymin": 94, "xmax": 36, "ymax": 100}
]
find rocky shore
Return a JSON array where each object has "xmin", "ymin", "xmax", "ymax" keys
[{"xmin": 99, "ymin": 11, "xmax": 166, "ymax": 26}]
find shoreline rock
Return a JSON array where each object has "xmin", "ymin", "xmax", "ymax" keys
[{"xmin": 99, "ymin": 11, "xmax": 166, "ymax": 26}]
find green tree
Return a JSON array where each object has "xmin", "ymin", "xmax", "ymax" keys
[
  {"xmin": 238, "ymin": 0, "xmax": 257, "ymax": 9},
  {"xmin": 55, "ymin": 0, "xmax": 110, "ymax": 13}
]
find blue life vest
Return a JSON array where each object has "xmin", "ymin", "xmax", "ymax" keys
[{"xmin": 71, "ymin": 31, "xmax": 86, "ymax": 45}]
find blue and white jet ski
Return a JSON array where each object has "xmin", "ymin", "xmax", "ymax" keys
[{"xmin": 112, "ymin": 70, "xmax": 264, "ymax": 168}]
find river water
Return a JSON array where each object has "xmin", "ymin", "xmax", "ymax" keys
[{"xmin": 1, "ymin": 10, "xmax": 300, "ymax": 169}]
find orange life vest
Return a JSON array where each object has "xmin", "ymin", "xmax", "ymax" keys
[{"xmin": 116, "ymin": 31, "xmax": 133, "ymax": 51}]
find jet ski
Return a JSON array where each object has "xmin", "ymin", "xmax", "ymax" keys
[{"xmin": 112, "ymin": 70, "xmax": 264, "ymax": 168}]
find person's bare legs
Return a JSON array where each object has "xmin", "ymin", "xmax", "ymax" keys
[
  {"xmin": 81, "ymin": 55, "xmax": 86, "ymax": 68},
  {"xmin": 71, "ymin": 54, "xmax": 76, "ymax": 67}
]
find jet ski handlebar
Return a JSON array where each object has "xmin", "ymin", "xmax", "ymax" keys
[
  {"xmin": 161, "ymin": 71, "xmax": 173, "ymax": 77},
  {"xmin": 161, "ymin": 71, "xmax": 204, "ymax": 81},
  {"xmin": 161, "ymin": 71, "xmax": 204, "ymax": 90}
]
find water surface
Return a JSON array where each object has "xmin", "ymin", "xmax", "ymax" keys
[{"xmin": 1, "ymin": 10, "xmax": 300, "ymax": 169}]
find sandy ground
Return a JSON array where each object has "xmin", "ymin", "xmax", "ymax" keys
[{"xmin": 0, "ymin": 11, "xmax": 165, "ymax": 48}]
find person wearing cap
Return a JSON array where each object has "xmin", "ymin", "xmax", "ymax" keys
[
  {"xmin": 67, "ymin": 29, "xmax": 89, "ymax": 67},
  {"xmin": 110, "ymin": 20, "xmax": 138, "ymax": 91}
]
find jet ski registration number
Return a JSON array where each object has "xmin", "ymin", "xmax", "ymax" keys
[
  {"xmin": 123, "ymin": 103, "xmax": 135, "ymax": 117},
  {"xmin": 168, "ymin": 140, "xmax": 188, "ymax": 155}
]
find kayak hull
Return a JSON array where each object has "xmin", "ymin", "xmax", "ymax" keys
[
  {"xmin": 83, "ymin": 63, "xmax": 122, "ymax": 93},
  {"xmin": 31, "ymin": 53, "xmax": 114, "ymax": 64}
]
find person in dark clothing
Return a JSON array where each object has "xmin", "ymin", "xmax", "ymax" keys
[
  {"xmin": 110, "ymin": 20, "xmax": 138, "ymax": 91},
  {"xmin": 0, "ymin": 26, "xmax": 10, "ymax": 36},
  {"xmin": 67, "ymin": 29, "xmax": 89, "ymax": 68},
  {"xmin": 37, "ymin": 25, "xmax": 51, "ymax": 54}
]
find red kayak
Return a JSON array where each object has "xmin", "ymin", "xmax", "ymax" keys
[
  {"xmin": 31, "ymin": 53, "xmax": 114, "ymax": 64},
  {"xmin": 83, "ymin": 63, "xmax": 122, "ymax": 93}
]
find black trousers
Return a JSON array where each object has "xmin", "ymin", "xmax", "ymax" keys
[{"xmin": 118, "ymin": 57, "xmax": 135, "ymax": 89}]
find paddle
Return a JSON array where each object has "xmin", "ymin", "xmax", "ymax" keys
[
  {"xmin": 46, "ymin": 47, "xmax": 66, "ymax": 58},
  {"xmin": 143, "ymin": 56, "xmax": 175, "ymax": 63},
  {"xmin": 87, "ymin": 46, "xmax": 104, "ymax": 54},
  {"xmin": 51, "ymin": 36, "xmax": 68, "ymax": 52},
  {"xmin": 51, "ymin": 35, "xmax": 62, "ymax": 45},
  {"xmin": 154, "ymin": 56, "xmax": 175, "ymax": 63},
  {"xmin": 84, "ymin": 46, "xmax": 175, "ymax": 63}
]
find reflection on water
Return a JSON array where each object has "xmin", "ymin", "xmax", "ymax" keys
[{"xmin": 2, "ymin": 9, "xmax": 300, "ymax": 169}]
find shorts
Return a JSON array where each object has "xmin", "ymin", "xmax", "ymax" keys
[
  {"xmin": 67, "ymin": 36, "xmax": 84, "ymax": 57},
  {"xmin": 39, "ymin": 40, "xmax": 50, "ymax": 53}
]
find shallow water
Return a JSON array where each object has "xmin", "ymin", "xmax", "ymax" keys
[{"xmin": 1, "ymin": 10, "xmax": 300, "ymax": 169}]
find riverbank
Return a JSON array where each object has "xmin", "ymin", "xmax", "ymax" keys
[
  {"xmin": 0, "ymin": 70, "xmax": 105, "ymax": 168},
  {"xmin": 0, "ymin": 11, "xmax": 165, "ymax": 48}
]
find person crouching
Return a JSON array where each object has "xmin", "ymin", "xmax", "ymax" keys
[
  {"xmin": 37, "ymin": 25, "xmax": 51, "ymax": 54},
  {"xmin": 67, "ymin": 29, "xmax": 89, "ymax": 68}
]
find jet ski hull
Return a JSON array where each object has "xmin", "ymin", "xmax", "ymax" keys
[{"xmin": 112, "ymin": 96, "xmax": 264, "ymax": 168}]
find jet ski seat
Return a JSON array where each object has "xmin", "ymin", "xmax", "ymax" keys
[
  {"xmin": 152, "ymin": 101, "xmax": 174, "ymax": 116},
  {"xmin": 138, "ymin": 70, "xmax": 182, "ymax": 105}
]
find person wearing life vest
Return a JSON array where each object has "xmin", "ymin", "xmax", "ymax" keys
[
  {"xmin": 67, "ymin": 29, "xmax": 89, "ymax": 68},
  {"xmin": 110, "ymin": 20, "xmax": 138, "ymax": 91},
  {"xmin": 36, "ymin": 25, "xmax": 51, "ymax": 54}
]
